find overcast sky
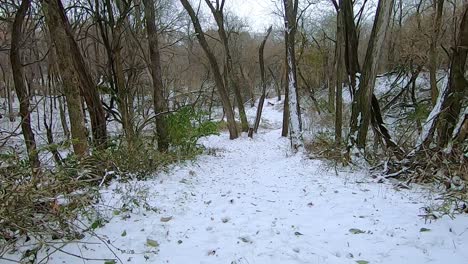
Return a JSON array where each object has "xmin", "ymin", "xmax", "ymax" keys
[
  {"xmin": 191, "ymin": 0, "xmax": 339, "ymax": 33},
  {"xmin": 224, "ymin": 0, "xmax": 280, "ymax": 32}
]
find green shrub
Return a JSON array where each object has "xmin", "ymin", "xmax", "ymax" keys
[
  {"xmin": 166, "ymin": 106, "xmax": 218, "ymax": 154},
  {"xmin": 97, "ymin": 138, "xmax": 176, "ymax": 180}
]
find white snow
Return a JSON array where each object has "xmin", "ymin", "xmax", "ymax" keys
[
  {"xmin": 416, "ymin": 76, "xmax": 449, "ymax": 148},
  {"xmin": 3, "ymin": 99, "xmax": 468, "ymax": 264}
]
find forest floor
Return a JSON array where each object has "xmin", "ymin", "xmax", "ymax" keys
[{"xmin": 5, "ymin": 100, "xmax": 468, "ymax": 264}]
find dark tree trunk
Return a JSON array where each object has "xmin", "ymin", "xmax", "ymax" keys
[
  {"xmin": 334, "ymin": 8, "xmax": 345, "ymax": 145},
  {"xmin": 205, "ymin": 0, "xmax": 249, "ymax": 132},
  {"xmin": 281, "ymin": 65, "xmax": 290, "ymax": 137},
  {"xmin": 429, "ymin": 0, "xmax": 444, "ymax": 106},
  {"xmin": 43, "ymin": 0, "xmax": 89, "ymax": 157},
  {"xmin": 44, "ymin": 0, "xmax": 107, "ymax": 149},
  {"xmin": 180, "ymin": 0, "xmax": 238, "ymax": 139},
  {"xmin": 143, "ymin": 0, "xmax": 170, "ymax": 151},
  {"xmin": 253, "ymin": 26, "xmax": 273, "ymax": 134},
  {"xmin": 348, "ymin": 0, "xmax": 394, "ymax": 150},
  {"xmin": 283, "ymin": 0, "xmax": 303, "ymax": 152},
  {"xmin": 268, "ymin": 67, "xmax": 281, "ymax": 101},
  {"xmin": 418, "ymin": 4, "xmax": 468, "ymax": 150},
  {"xmin": 436, "ymin": 4, "xmax": 468, "ymax": 147},
  {"xmin": 10, "ymin": 0, "xmax": 40, "ymax": 169},
  {"xmin": 342, "ymin": 0, "xmax": 361, "ymax": 92}
]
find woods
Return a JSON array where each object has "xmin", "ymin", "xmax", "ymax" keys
[{"xmin": 1, "ymin": 0, "xmax": 467, "ymax": 262}]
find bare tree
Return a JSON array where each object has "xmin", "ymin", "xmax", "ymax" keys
[
  {"xmin": 43, "ymin": 0, "xmax": 89, "ymax": 157},
  {"xmin": 10, "ymin": 0, "xmax": 40, "ymax": 169},
  {"xmin": 348, "ymin": 0, "xmax": 395, "ymax": 150},
  {"xmin": 429, "ymin": 0, "xmax": 444, "ymax": 106},
  {"xmin": 252, "ymin": 26, "xmax": 273, "ymax": 135},
  {"xmin": 143, "ymin": 0, "xmax": 170, "ymax": 151},
  {"xmin": 180, "ymin": 0, "xmax": 238, "ymax": 139},
  {"xmin": 204, "ymin": 0, "xmax": 249, "ymax": 132},
  {"xmin": 333, "ymin": 2, "xmax": 345, "ymax": 145},
  {"xmin": 283, "ymin": 0, "xmax": 303, "ymax": 152},
  {"xmin": 419, "ymin": 3, "xmax": 468, "ymax": 149}
]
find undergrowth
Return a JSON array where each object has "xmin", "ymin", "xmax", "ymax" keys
[{"xmin": 0, "ymin": 107, "xmax": 219, "ymax": 262}]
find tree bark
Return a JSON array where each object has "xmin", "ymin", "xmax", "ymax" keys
[
  {"xmin": 43, "ymin": 0, "xmax": 89, "ymax": 157},
  {"xmin": 180, "ymin": 0, "xmax": 238, "ymax": 139},
  {"xmin": 204, "ymin": 0, "xmax": 249, "ymax": 132},
  {"xmin": 429, "ymin": 0, "xmax": 444, "ymax": 106},
  {"xmin": 253, "ymin": 26, "xmax": 273, "ymax": 134},
  {"xmin": 64, "ymin": 3, "xmax": 107, "ymax": 149},
  {"xmin": 143, "ymin": 0, "xmax": 170, "ymax": 151},
  {"xmin": 282, "ymin": 65, "xmax": 290, "ymax": 137},
  {"xmin": 342, "ymin": 0, "xmax": 361, "ymax": 92},
  {"xmin": 10, "ymin": 0, "xmax": 40, "ymax": 169},
  {"xmin": 348, "ymin": 0, "xmax": 394, "ymax": 150},
  {"xmin": 97, "ymin": 0, "xmax": 132, "ymax": 143},
  {"xmin": 268, "ymin": 67, "xmax": 282, "ymax": 101},
  {"xmin": 437, "ymin": 4, "xmax": 468, "ymax": 147},
  {"xmin": 334, "ymin": 8, "xmax": 345, "ymax": 145},
  {"xmin": 417, "ymin": 4, "xmax": 468, "ymax": 150},
  {"xmin": 283, "ymin": 0, "xmax": 303, "ymax": 152},
  {"xmin": 44, "ymin": 0, "xmax": 107, "ymax": 149}
]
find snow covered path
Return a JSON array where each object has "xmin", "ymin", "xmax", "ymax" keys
[{"xmin": 10, "ymin": 102, "xmax": 468, "ymax": 264}]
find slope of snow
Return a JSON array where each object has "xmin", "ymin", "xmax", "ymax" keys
[{"xmin": 4, "ymin": 99, "xmax": 468, "ymax": 264}]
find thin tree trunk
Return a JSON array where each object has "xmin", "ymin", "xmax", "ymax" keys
[
  {"xmin": 58, "ymin": 95, "xmax": 70, "ymax": 140},
  {"xmin": 253, "ymin": 26, "xmax": 273, "ymax": 134},
  {"xmin": 204, "ymin": 0, "xmax": 249, "ymax": 132},
  {"xmin": 180, "ymin": 0, "xmax": 238, "ymax": 139},
  {"xmin": 240, "ymin": 65, "xmax": 256, "ymax": 107},
  {"xmin": 268, "ymin": 67, "xmax": 281, "ymax": 101},
  {"xmin": 342, "ymin": 0, "xmax": 361, "ymax": 92},
  {"xmin": 143, "ymin": 0, "xmax": 170, "ymax": 151},
  {"xmin": 282, "ymin": 65, "xmax": 290, "ymax": 137},
  {"xmin": 335, "ymin": 8, "xmax": 345, "ymax": 145},
  {"xmin": 429, "ymin": 0, "xmax": 444, "ymax": 106},
  {"xmin": 327, "ymin": 52, "xmax": 335, "ymax": 113},
  {"xmin": 66, "ymin": 11, "xmax": 107, "ymax": 149},
  {"xmin": 7, "ymin": 80, "xmax": 15, "ymax": 122},
  {"xmin": 11, "ymin": 0, "xmax": 40, "ymax": 169}
]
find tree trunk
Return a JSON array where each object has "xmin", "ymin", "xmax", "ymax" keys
[
  {"xmin": 268, "ymin": 67, "xmax": 281, "ymax": 101},
  {"xmin": 180, "ymin": 0, "xmax": 238, "ymax": 139},
  {"xmin": 253, "ymin": 26, "xmax": 273, "ymax": 134},
  {"xmin": 114, "ymin": 37, "xmax": 134, "ymax": 142},
  {"xmin": 429, "ymin": 0, "xmax": 444, "ymax": 106},
  {"xmin": 97, "ymin": 0, "xmax": 132, "ymax": 143},
  {"xmin": 143, "ymin": 0, "xmax": 170, "ymax": 151},
  {"xmin": 327, "ymin": 52, "xmax": 335, "ymax": 113},
  {"xmin": 10, "ymin": 0, "xmax": 40, "ymax": 169},
  {"xmin": 45, "ymin": 0, "xmax": 107, "ymax": 149},
  {"xmin": 348, "ymin": 0, "xmax": 394, "ymax": 150},
  {"xmin": 204, "ymin": 0, "xmax": 249, "ymax": 132},
  {"xmin": 283, "ymin": 0, "xmax": 303, "ymax": 152},
  {"xmin": 282, "ymin": 65, "xmax": 290, "ymax": 137},
  {"xmin": 7, "ymin": 80, "xmax": 15, "ymax": 122},
  {"xmin": 436, "ymin": 4, "xmax": 468, "ymax": 147},
  {"xmin": 65, "ymin": 8, "xmax": 107, "ymax": 149},
  {"xmin": 417, "ymin": 4, "xmax": 468, "ymax": 150},
  {"xmin": 43, "ymin": 0, "xmax": 89, "ymax": 157},
  {"xmin": 58, "ymin": 95, "xmax": 70, "ymax": 140},
  {"xmin": 342, "ymin": 0, "xmax": 361, "ymax": 92},
  {"xmin": 334, "ymin": 8, "xmax": 345, "ymax": 145}
]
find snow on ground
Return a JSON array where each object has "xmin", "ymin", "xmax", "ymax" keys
[{"xmin": 4, "ymin": 99, "xmax": 468, "ymax": 264}]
